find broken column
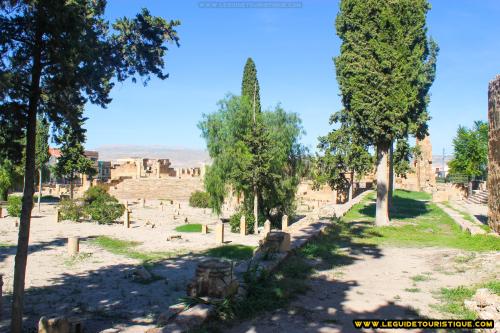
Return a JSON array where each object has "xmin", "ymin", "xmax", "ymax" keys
[
  {"xmin": 201, "ymin": 224, "xmax": 208, "ymax": 234},
  {"xmin": 263, "ymin": 220, "xmax": 271, "ymax": 238},
  {"xmin": 123, "ymin": 209, "xmax": 130, "ymax": 228},
  {"xmin": 239, "ymin": 215, "xmax": 247, "ymax": 236},
  {"xmin": 0, "ymin": 207, "xmax": 3, "ymax": 218},
  {"xmin": 55, "ymin": 208, "xmax": 61, "ymax": 223},
  {"xmin": 187, "ymin": 259, "xmax": 239, "ymax": 298},
  {"xmin": 142, "ymin": 198, "xmax": 146, "ymax": 208},
  {"xmin": 415, "ymin": 136, "xmax": 435, "ymax": 192},
  {"xmin": 215, "ymin": 223, "xmax": 224, "ymax": 244},
  {"xmin": 67, "ymin": 237, "xmax": 79, "ymax": 256},
  {"xmin": 488, "ymin": 75, "xmax": 500, "ymax": 234},
  {"xmin": 281, "ymin": 215, "xmax": 288, "ymax": 231}
]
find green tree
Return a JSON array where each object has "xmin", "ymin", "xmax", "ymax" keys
[
  {"xmin": 448, "ymin": 121, "xmax": 489, "ymax": 178},
  {"xmin": 334, "ymin": 0, "xmax": 438, "ymax": 225},
  {"xmin": 0, "ymin": 1, "xmax": 180, "ymax": 330},
  {"xmin": 241, "ymin": 57, "xmax": 261, "ymax": 114},
  {"xmin": 241, "ymin": 57, "xmax": 264, "ymax": 232},
  {"xmin": 0, "ymin": 160, "xmax": 14, "ymax": 201},
  {"xmin": 315, "ymin": 109, "xmax": 373, "ymax": 202},
  {"xmin": 35, "ymin": 116, "xmax": 50, "ymax": 211},
  {"xmin": 199, "ymin": 95, "xmax": 304, "ymax": 230},
  {"xmin": 55, "ymin": 124, "xmax": 96, "ymax": 199}
]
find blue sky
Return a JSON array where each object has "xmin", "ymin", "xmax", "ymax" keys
[{"xmin": 84, "ymin": 0, "xmax": 500, "ymax": 155}]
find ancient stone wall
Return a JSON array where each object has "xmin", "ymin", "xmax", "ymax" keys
[
  {"xmin": 488, "ymin": 75, "xmax": 500, "ymax": 233},
  {"xmin": 395, "ymin": 136, "xmax": 436, "ymax": 193}
]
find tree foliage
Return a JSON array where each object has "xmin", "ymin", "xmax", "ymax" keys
[
  {"xmin": 241, "ymin": 57, "xmax": 261, "ymax": 114},
  {"xmin": 199, "ymin": 95, "xmax": 305, "ymax": 225},
  {"xmin": 35, "ymin": 116, "xmax": 50, "ymax": 173},
  {"xmin": 448, "ymin": 121, "xmax": 489, "ymax": 178},
  {"xmin": 1, "ymin": 1, "xmax": 180, "ymax": 330},
  {"xmin": 54, "ymin": 124, "xmax": 96, "ymax": 198},
  {"xmin": 315, "ymin": 109, "xmax": 373, "ymax": 193},
  {"xmin": 334, "ymin": 0, "xmax": 438, "ymax": 225}
]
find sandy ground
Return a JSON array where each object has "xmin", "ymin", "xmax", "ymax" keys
[
  {"xmin": 0, "ymin": 200, "xmax": 264, "ymax": 332},
  {"xmin": 229, "ymin": 243, "xmax": 499, "ymax": 333}
]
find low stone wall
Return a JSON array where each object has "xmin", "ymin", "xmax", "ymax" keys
[{"xmin": 148, "ymin": 190, "xmax": 373, "ymax": 333}]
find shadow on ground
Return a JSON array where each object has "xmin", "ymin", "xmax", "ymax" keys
[
  {"xmin": 221, "ymin": 195, "xmax": 438, "ymax": 333},
  {"xmin": 0, "ymin": 241, "xmax": 244, "ymax": 332}
]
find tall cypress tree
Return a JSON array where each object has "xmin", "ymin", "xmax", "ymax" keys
[
  {"xmin": 334, "ymin": 0, "xmax": 438, "ymax": 225},
  {"xmin": 241, "ymin": 58, "xmax": 264, "ymax": 233},
  {"xmin": 241, "ymin": 57, "xmax": 261, "ymax": 114}
]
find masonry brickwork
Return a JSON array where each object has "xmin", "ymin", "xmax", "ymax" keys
[{"xmin": 488, "ymin": 75, "xmax": 500, "ymax": 233}]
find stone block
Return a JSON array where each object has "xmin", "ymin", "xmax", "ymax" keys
[
  {"xmin": 38, "ymin": 316, "xmax": 83, "ymax": 333},
  {"xmin": 187, "ymin": 259, "xmax": 239, "ymax": 299}
]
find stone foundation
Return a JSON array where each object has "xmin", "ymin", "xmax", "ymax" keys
[{"xmin": 187, "ymin": 259, "xmax": 239, "ymax": 299}]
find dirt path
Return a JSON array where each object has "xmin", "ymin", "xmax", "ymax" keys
[{"xmin": 229, "ymin": 246, "xmax": 499, "ymax": 333}]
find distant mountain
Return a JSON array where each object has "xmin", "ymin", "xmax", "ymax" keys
[{"xmin": 95, "ymin": 145, "xmax": 211, "ymax": 167}]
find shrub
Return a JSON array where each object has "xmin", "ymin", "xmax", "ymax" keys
[
  {"xmin": 59, "ymin": 198, "xmax": 83, "ymax": 221},
  {"xmin": 83, "ymin": 185, "xmax": 110, "ymax": 205},
  {"xmin": 82, "ymin": 186, "xmax": 124, "ymax": 224},
  {"xmin": 7, "ymin": 195, "xmax": 22, "ymax": 217},
  {"xmin": 229, "ymin": 210, "xmax": 256, "ymax": 234},
  {"xmin": 85, "ymin": 198, "xmax": 125, "ymax": 224},
  {"xmin": 189, "ymin": 191, "xmax": 210, "ymax": 208}
]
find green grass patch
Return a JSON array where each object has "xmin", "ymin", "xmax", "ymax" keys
[
  {"xmin": 404, "ymin": 287, "xmax": 421, "ymax": 293},
  {"xmin": 204, "ymin": 244, "xmax": 255, "ymax": 261},
  {"xmin": 90, "ymin": 236, "xmax": 181, "ymax": 263},
  {"xmin": 175, "ymin": 224, "xmax": 203, "ymax": 233},
  {"xmin": 411, "ymin": 274, "xmax": 431, "ymax": 282},
  {"xmin": 342, "ymin": 190, "xmax": 500, "ymax": 252},
  {"xmin": 235, "ymin": 256, "xmax": 312, "ymax": 320},
  {"xmin": 434, "ymin": 280, "xmax": 500, "ymax": 320}
]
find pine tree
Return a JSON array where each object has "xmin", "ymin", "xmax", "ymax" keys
[
  {"xmin": 0, "ymin": 2, "xmax": 180, "ymax": 330},
  {"xmin": 334, "ymin": 0, "xmax": 438, "ymax": 225}
]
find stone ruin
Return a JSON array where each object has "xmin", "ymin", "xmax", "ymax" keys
[
  {"xmin": 395, "ymin": 135, "xmax": 436, "ymax": 193},
  {"xmin": 488, "ymin": 75, "xmax": 500, "ymax": 234},
  {"xmin": 186, "ymin": 259, "xmax": 239, "ymax": 299},
  {"xmin": 254, "ymin": 231, "xmax": 291, "ymax": 259}
]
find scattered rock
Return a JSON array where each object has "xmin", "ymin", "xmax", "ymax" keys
[
  {"xmin": 167, "ymin": 235, "xmax": 182, "ymax": 241},
  {"xmin": 129, "ymin": 266, "xmax": 152, "ymax": 282},
  {"xmin": 157, "ymin": 303, "xmax": 186, "ymax": 326},
  {"xmin": 173, "ymin": 304, "xmax": 215, "ymax": 331},
  {"xmin": 38, "ymin": 316, "xmax": 83, "ymax": 333}
]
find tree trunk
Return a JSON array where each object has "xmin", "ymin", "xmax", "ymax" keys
[
  {"xmin": 253, "ymin": 186, "xmax": 258, "ymax": 234},
  {"xmin": 388, "ymin": 142, "xmax": 394, "ymax": 210},
  {"xmin": 11, "ymin": 11, "xmax": 43, "ymax": 331},
  {"xmin": 70, "ymin": 177, "xmax": 74, "ymax": 200},
  {"xmin": 348, "ymin": 171, "xmax": 354, "ymax": 202},
  {"xmin": 375, "ymin": 144, "xmax": 390, "ymax": 226},
  {"xmin": 37, "ymin": 169, "xmax": 42, "ymax": 213}
]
